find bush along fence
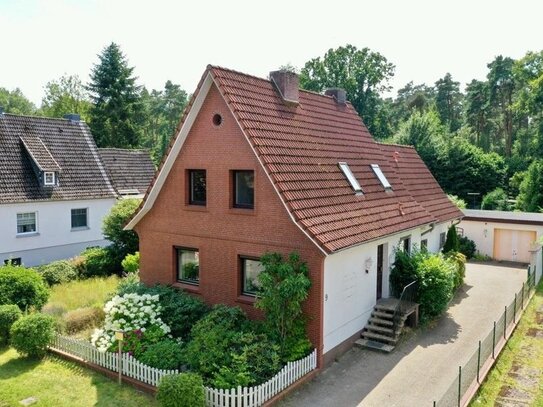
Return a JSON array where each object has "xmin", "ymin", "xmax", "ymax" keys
[
  {"xmin": 49, "ymin": 334, "xmax": 317, "ymax": 406},
  {"xmin": 434, "ymin": 265, "xmax": 538, "ymax": 407}
]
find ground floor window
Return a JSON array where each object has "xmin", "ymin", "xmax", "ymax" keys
[
  {"xmin": 4, "ymin": 257, "xmax": 22, "ymax": 266},
  {"xmin": 400, "ymin": 236, "xmax": 411, "ymax": 254},
  {"xmin": 421, "ymin": 239, "xmax": 428, "ymax": 251},
  {"xmin": 177, "ymin": 247, "xmax": 199, "ymax": 285},
  {"xmin": 241, "ymin": 257, "xmax": 264, "ymax": 296},
  {"xmin": 16, "ymin": 212, "xmax": 37, "ymax": 234},
  {"xmin": 71, "ymin": 208, "xmax": 88, "ymax": 229}
]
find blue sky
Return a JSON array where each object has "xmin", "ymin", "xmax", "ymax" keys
[{"xmin": 0, "ymin": 0, "xmax": 541, "ymax": 105}]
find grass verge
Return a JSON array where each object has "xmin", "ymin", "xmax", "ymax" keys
[
  {"xmin": 470, "ymin": 280, "xmax": 543, "ymax": 406},
  {"xmin": 0, "ymin": 346, "xmax": 157, "ymax": 407}
]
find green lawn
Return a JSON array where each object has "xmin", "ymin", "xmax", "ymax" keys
[
  {"xmin": 471, "ymin": 280, "xmax": 543, "ymax": 406},
  {"xmin": 0, "ymin": 346, "xmax": 157, "ymax": 407},
  {"xmin": 43, "ymin": 275, "xmax": 120, "ymax": 313}
]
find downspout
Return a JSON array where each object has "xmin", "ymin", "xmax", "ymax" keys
[{"xmin": 421, "ymin": 222, "xmax": 435, "ymax": 236}]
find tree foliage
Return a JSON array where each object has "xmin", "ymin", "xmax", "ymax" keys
[
  {"xmin": 87, "ymin": 43, "xmax": 144, "ymax": 148},
  {"xmin": 0, "ymin": 87, "xmax": 36, "ymax": 114},
  {"xmin": 40, "ymin": 75, "xmax": 92, "ymax": 120},
  {"xmin": 299, "ymin": 44, "xmax": 395, "ymax": 139},
  {"xmin": 102, "ymin": 198, "xmax": 141, "ymax": 260},
  {"xmin": 516, "ymin": 159, "xmax": 543, "ymax": 212}
]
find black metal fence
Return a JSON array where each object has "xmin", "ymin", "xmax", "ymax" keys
[{"xmin": 434, "ymin": 265, "xmax": 538, "ymax": 407}]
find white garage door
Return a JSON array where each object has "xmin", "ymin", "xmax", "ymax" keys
[{"xmin": 493, "ymin": 229, "xmax": 536, "ymax": 263}]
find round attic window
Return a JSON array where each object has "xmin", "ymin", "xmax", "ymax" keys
[{"xmin": 212, "ymin": 113, "xmax": 223, "ymax": 127}]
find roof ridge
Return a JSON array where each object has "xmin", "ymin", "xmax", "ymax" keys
[
  {"xmin": 377, "ymin": 141, "xmax": 416, "ymax": 149},
  {"xmin": 1, "ymin": 112, "xmax": 86, "ymax": 122}
]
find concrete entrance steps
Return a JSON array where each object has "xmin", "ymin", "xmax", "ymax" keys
[{"xmin": 356, "ymin": 298, "xmax": 418, "ymax": 352}]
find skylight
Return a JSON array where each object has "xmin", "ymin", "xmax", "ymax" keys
[
  {"xmin": 371, "ymin": 164, "xmax": 392, "ymax": 190},
  {"xmin": 338, "ymin": 162, "xmax": 363, "ymax": 195}
]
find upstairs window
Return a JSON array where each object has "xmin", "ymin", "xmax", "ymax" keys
[
  {"xmin": 338, "ymin": 162, "xmax": 363, "ymax": 195},
  {"xmin": 189, "ymin": 170, "xmax": 206, "ymax": 206},
  {"xmin": 44, "ymin": 171, "xmax": 55, "ymax": 186},
  {"xmin": 71, "ymin": 208, "xmax": 88, "ymax": 229},
  {"xmin": 241, "ymin": 257, "xmax": 264, "ymax": 296},
  {"xmin": 177, "ymin": 247, "xmax": 200, "ymax": 285},
  {"xmin": 17, "ymin": 212, "xmax": 37, "ymax": 234},
  {"xmin": 233, "ymin": 170, "xmax": 254, "ymax": 209},
  {"xmin": 371, "ymin": 164, "xmax": 392, "ymax": 190}
]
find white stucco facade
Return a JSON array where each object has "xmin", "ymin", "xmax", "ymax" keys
[
  {"xmin": 0, "ymin": 198, "xmax": 116, "ymax": 267},
  {"xmin": 322, "ymin": 220, "xmax": 452, "ymax": 354}
]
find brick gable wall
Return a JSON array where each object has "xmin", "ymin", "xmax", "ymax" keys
[{"xmin": 135, "ymin": 84, "xmax": 325, "ymax": 363}]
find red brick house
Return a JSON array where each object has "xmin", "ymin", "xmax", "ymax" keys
[{"xmin": 126, "ymin": 66, "xmax": 462, "ymax": 366}]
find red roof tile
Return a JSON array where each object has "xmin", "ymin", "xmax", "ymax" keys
[
  {"xmin": 208, "ymin": 66, "xmax": 444, "ymax": 253},
  {"xmin": 378, "ymin": 143, "xmax": 464, "ymax": 224}
]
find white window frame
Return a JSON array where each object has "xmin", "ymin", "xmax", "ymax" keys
[
  {"xmin": 371, "ymin": 164, "xmax": 392, "ymax": 190},
  {"xmin": 44, "ymin": 171, "xmax": 55, "ymax": 186},
  {"xmin": 338, "ymin": 162, "xmax": 363, "ymax": 195},
  {"xmin": 71, "ymin": 208, "xmax": 89, "ymax": 230},
  {"xmin": 16, "ymin": 212, "xmax": 38, "ymax": 236}
]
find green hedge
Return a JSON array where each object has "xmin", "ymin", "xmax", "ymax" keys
[
  {"xmin": 0, "ymin": 304, "xmax": 22, "ymax": 345},
  {"xmin": 157, "ymin": 373, "xmax": 205, "ymax": 407},
  {"xmin": 0, "ymin": 264, "xmax": 49, "ymax": 311},
  {"xmin": 10, "ymin": 313, "xmax": 55, "ymax": 358}
]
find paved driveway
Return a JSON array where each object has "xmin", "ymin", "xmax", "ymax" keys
[{"xmin": 280, "ymin": 262, "xmax": 527, "ymax": 407}]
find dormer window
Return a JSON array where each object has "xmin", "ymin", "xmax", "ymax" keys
[
  {"xmin": 371, "ymin": 164, "xmax": 392, "ymax": 190},
  {"xmin": 338, "ymin": 162, "xmax": 363, "ymax": 195},
  {"xmin": 44, "ymin": 172, "xmax": 55, "ymax": 186}
]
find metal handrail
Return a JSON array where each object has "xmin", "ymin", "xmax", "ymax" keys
[{"xmin": 392, "ymin": 280, "xmax": 418, "ymax": 334}]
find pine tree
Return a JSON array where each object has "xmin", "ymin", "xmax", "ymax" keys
[
  {"xmin": 87, "ymin": 43, "xmax": 143, "ymax": 148},
  {"xmin": 442, "ymin": 225, "xmax": 460, "ymax": 254}
]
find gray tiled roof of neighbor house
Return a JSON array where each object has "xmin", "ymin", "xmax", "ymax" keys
[
  {"xmin": 0, "ymin": 113, "xmax": 117, "ymax": 203},
  {"xmin": 98, "ymin": 148, "xmax": 155, "ymax": 195}
]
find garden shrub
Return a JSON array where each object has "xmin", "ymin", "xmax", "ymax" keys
[
  {"xmin": 184, "ymin": 305, "xmax": 249, "ymax": 378},
  {"xmin": 90, "ymin": 293, "xmax": 171, "ymax": 352},
  {"xmin": 121, "ymin": 252, "xmax": 140, "ymax": 274},
  {"xmin": 417, "ymin": 255, "xmax": 455, "ymax": 320},
  {"xmin": 132, "ymin": 284, "xmax": 208, "ymax": 339},
  {"xmin": 0, "ymin": 304, "xmax": 22, "ymax": 345},
  {"xmin": 281, "ymin": 319, "xmax": 313, "ymax": 362},
  {"xmin": 211, "ymin": 332, "xmax": 281, "ymax": 388},
  {"xmin": 442, "ymin": 225, "xmax": 460, "ymax": 254},
  {"xmin": 79, "ymin": 246, "xmax": 119, "ymax": 278},
  {"xmin": 102, "ymin": 198, "xmax": 141, "ymax": 264},
  {"xmin": 255, "ymin": 252, "xmax": 312, "ymax": 361},
  {"xmin": 10, "ymin": 313, "xmax": 55, "ymax": 358},
  {"xmin": 446, "ymin": 252, "xmax": 466, "ymax": 290},
  {"xmin": 38, "ymin": 260, "xmax": 77, "ymax": 286},
  {"xmin": 157, "ymin": 373, "xmax": 205, "ymax": 407},
  {"xmin": 116, "ymin": 272, "xmax": 143, "ymax": 296},
  {"xmin": 138, "ymin": 339, "xmax": 184, "ymax": 370},
  {"xmin": 389, "ymin": 249, "xmax": 427, "ymax": 297},
  {"xmin": 458, "ymin": 236, "xmax": 476, "ymax": 259},
  {"xmin": 0, "ymin": 264, "xmax": 49, "ymax": 311},
  {"xmin": 63, "ymin": 306, "xmax": 105, "ymax": 334}
]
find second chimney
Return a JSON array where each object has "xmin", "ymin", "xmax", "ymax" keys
[
  {"xmin": 270, "ymin": 70, "xmax": 299, "ymax": 105},
  {"xmin": 325, "ymin": 88, "xmax": 347, "ymax": 105}
]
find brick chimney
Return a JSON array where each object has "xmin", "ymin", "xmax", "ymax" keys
[
  {"xmin": 325, "ymin": 88, "xmax": 347, "ymax": 105},
  {"xmin": 270, "ymin": 70, "xmax": 299, "ymax": 105}
]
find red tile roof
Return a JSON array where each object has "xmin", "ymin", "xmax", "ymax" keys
[
  {"xmin": 208, "ymin": 66, "xmax": 457, "ymax": 253},
  {"xmin": 378, "ymin": 143, "xmax": 464, "ymax": 224},
  {"xmin": 130, "ymin": 65, "xmax": 462, "ymax": 253}
]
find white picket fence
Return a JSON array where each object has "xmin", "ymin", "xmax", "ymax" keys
[
  {"xmin": 49, "ymin": 334, "xmax": 317, "ymax": 406},
  {"xmin": 204, "ymin": 349, "xmax": 317, "ymax": 407},
  {"xmin": 50, "ymin": 334, "xmax": 179, "ymax": 386}
]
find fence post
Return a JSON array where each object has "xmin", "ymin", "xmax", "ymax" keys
[
  {"xmin": 514, "ymin": 293, "xmax": 517, "ymax": 323},
  {"xmin": 504, "ymin": 306, "xmax": 507, "ymax": 339},
  {"xmin": 522, "ymin": 282, "xmax": 525, "ymax": 308},
  {"xmin": 457, "ymin": 365, "xmax": 462, "ymax": 407},
  {"xmin": 477, "ymin": 340, "xmax": 481, "ymax": 383},
  {"xmin": 492, "ymin": 321, "xmax": 496, "ymax": 359}
]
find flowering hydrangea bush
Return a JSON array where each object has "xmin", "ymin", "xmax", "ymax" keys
[{"xmin": 91, "ymin": 293, "xmax": 171, "ymax": 352}]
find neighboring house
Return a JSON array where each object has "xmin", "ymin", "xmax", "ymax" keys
[
  {"xmin": 125, "ymin": 66, "xmax": 463, "ymax": 366},
  {"xmin": 460, "ymin": 209, "xmax": 543, "ymax": 281},
  {"xmin": 0, "ymin": 111, "xmax": 154, "ymax": 267},
  {"xmin": 99, "ymin": 148, "xmax": 155, "ymax": 198}
]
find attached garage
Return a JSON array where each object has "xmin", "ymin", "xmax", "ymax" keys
[{"xmin": 493, "ymin": 228, "xmax": 537, "ymax": 263}]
